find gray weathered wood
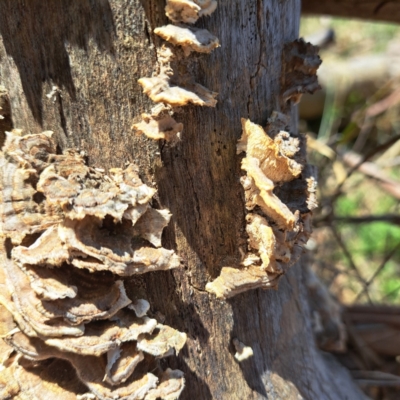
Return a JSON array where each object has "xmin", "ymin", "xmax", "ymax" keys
[{"xmin": 0, "ymin": 1, "xmax": 367, "ymax": 398}]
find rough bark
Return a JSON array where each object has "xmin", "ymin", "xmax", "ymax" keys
[
  {"xmin": 0, "ymin": 1, "xmax": 367, "ymax": 399},
  {"xmin": 302, "ymin": 0, "xmax": 400, "ymax": 24}
]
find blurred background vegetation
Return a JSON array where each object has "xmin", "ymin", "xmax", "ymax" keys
[
  {"xmin": 300, "ymin": 17, "xmax": 400, "ymax": 305},
  {"xmin": 300, "ymin": 17, "xmax": 400, "ymax": 398}
]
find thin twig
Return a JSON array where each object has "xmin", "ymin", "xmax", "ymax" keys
[
  {"xmin": 329, "ymin": 225, "xmax": 371, "ymax": 304},
  {"xmin": 354, "ymin": 242, "xmax": 400, "ymax": 302},
  {"xmin": 352, "ymin": 114, "xmax": 373, "ymax": 153},
  {"xmin": 335, "ymin": 214, "xmax": 400, "ymax": 225},
  {"xmin": 340, "ymin": 151, "xmax": 400, "ymax": 200},
  {"xmin": 366, "ymin": 86, "xmax": 400, "ymax": 118},
  {"xmin": 334, "ymin": 133, "xmax": 400, "ymax": 198},
  {"xmin": 343, "ymin": 313, "xmax": 383, "ymax": 369},
  {"xmin": 381, "ymin": 283, "xmax": 400, "ymax": 302},
  {"xmin": 351, "ymin": 370, "xmax": 400, "ymax": 387}
]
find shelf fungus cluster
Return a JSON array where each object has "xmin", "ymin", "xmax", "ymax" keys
[
  {"xmin": 206, "ymin": 115, "xmax": 318, "ymax": 298},
  {"xmin": 0, "ymin": 130, "xmax": 186, "ymax": 399},
  {"xmin": 132, "ymin": 0, "xmax": 219, "ymax": 141}
]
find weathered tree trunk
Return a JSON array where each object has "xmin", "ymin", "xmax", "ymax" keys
[{"xmin": 0, "ymin": 1, "xmax": 367, "ymax": 399}]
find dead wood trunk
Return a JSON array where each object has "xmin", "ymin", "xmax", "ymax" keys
[
  {"xmin": 302, "ymin": 0, "xmax": 400, "ymax": 24},
  {"xmin": 0, "ymin": 0, "xmax": 367, "ymax": 398}
]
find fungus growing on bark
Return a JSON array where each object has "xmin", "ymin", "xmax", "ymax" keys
[
  {"xmin": 237, "ymin": 118, "xmax": 303, "ymax": 183},
  {"xmin": 132, "ymin": 112, "xmax": 183, "ymax": 141},
  {"xmin": 136, "ymin": 2, "xmax": 218, "ymax": 142},
  {"xmin": 165, "ymin": 0, "xmax": 217, "ymax": 24},
  {"xmin": 154, "ymin": 25, "xmax": 219, "ymax": 57},
  {"xmin": 0, "ymin": 130, "xmax": 187, "ymax": 399},
  {"xmin": 281, "ymin": 38, "xmax": 322, "ymax": 104},
  {"xmin": 0, "ymin": 354, "xmax": 87, "ymax": 399},
  {"xmin": 144, "ymin": 369, "xmax": 185, "ymax": 400},
  {"xmin": 206, "ymin": 116, "xmax": 317, "ymax": 298},
  {"xmin": 138, "ymin": 47, "xmax": 218, "ymax": 108}
]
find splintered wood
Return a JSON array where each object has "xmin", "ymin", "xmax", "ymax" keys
[
  {"xmin": 0, "ymin": 130, "xmax": 186, "ymax": 400},
  {"xmin": 206, "ymin": 115, "xmax": 318, "ymax": 298},
  {"xmin": 132, "ymin": 1, "xmax": 219, "ymax": 142}
]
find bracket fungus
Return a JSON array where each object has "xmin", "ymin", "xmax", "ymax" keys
[
  {"xmin": 154, "ymin": 25, "xmax": 219, "ymax": 57},
  {"xmin": 0, "ymin": 130, "xmax": 186, "ymax": 399},
  {"xmin": 132, "ymin": 109, "xmax": 184, "ymax": 142},
  {"xmin": 206, "ymin": 115, "xmax": 318, "ymax": 299},
  {"xmin": 138, "ymin": 46, "xmax": 218, "ymax": 109},
  {"xmin": 165, "ymin": 0, "xmax": 217, "ymax": 24},
  {"xmin": 281, "ymin": 38, "xmax": 322, "ymax": 104},
  {"xmin": 134, "ymin": 2, "xmax": 218, "ymax": 142}
]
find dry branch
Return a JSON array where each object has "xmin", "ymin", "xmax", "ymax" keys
[
  {"xmin": 341, "ymin": 150, "xmax": 400, "ymax": 200},
  {"xmin": 302, "ymin": 0, "xmax": 400, "ymax": 24},
  {"xmin": 335, "ymin": 215, "xmax": 400, "ymax": 224}
]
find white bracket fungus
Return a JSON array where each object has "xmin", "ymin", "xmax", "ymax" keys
[
  {"xmin": 154, "ymin": 25, "xmax": 219, "ymax": 57},
  {"xmin": 0, "ymin": 130, "xmax": 186, "ymax": 399}
]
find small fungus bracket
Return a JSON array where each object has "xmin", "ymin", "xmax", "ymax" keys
[{"xmin": 233, "ymin": 338, "xmax": 254, "ymax": 362}]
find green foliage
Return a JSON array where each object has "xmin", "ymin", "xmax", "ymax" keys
[{"xmin": 339, "ymin": 222, "xmax": 400, "ymax": 260}]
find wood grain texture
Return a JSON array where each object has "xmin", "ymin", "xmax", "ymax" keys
[
  {"xmin": 302, "ymin": 0, "xmax": 400, "ymax": 24},
  {"xmin": 0, "ymin": 1, "xmax": 367, "ymax": 398}
]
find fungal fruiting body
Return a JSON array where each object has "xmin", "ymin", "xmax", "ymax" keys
[
  {"xmin": 137, "ymin": 47, "xmax": 217, "ymax": 108},
  {"xmin": 133, "ymin": 1, "xmax": 219, "ymax": 141},
  {"xmin": 282, "ymin": 38, "xmax": 322, "ymax": 105},
  {"xmin": 165, "ymin": 0, "xmax": 218, "ymax": 24},
  {"xmin": 232, "ymin": 338, "xmax": 254, "ymax": 362},
  {"xmin": 205, "ymin": 38, "xmax": 321, "ymax": 299},
  {"xmin": 154, "ymin": 25, "xmax": 219, "ymax": 57},
  {"xmin": 0, "ymin": 130, "xmax": 186, "ymax": 399},
  {"xmin": 206, "ymin": 115, "xmax": 318, "ymax": 298},
  {"xmin": 133, "ymin": 109, "xmax": 184, "ymax": 141}
]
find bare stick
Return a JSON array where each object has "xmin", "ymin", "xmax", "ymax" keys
[
  {"xmin": 302, "ymin": 0, "xmax": 400, "ymax": 24},
  {"xmin": 355, "ymin": 242, "xmax": 400, "ymax": 301}
]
